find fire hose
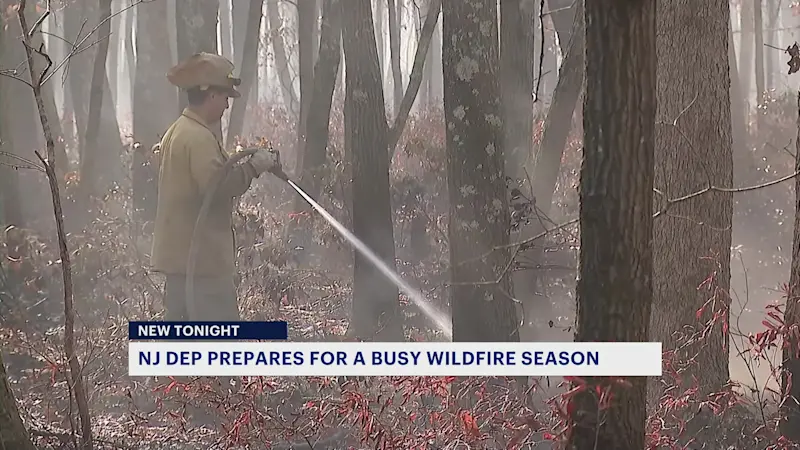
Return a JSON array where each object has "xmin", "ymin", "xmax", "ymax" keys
[
  {"xmin": 185, "ymin": 147, "xmax": 289, "ymax": 317},
  {"xmin": 183, "ymin": 148, "xmax": 350, "ymax": 449}
]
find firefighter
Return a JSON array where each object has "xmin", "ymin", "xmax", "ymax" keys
[{"xmin": 151, "ymin": 52, "xmax": 280, "ymax": 321}]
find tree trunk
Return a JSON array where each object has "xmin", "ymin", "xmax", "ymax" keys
[
  {"xmin": 374, "ymin": 0, "xmax": 385, "ymax": 79},
  {"xmin": 286, "ymin": 0, "xmax": 342, "ymax": 264},
  {"xmin": 754, "ymin": 0, "xmax": 764, "ymax": 127},
  {"xmin": 729, "ymin": 13, "xmax": 753, "ymax": 181},
  {"xmin": 766, "ymin": 0, "xmax": 778, "ymax": 91},
  {"xmin": 107, "ymin": 0, "xmax": 120, "ymax": 105},
  {"xmin": 501, "ymin": 0, "xmax": 535, "ymax": 181},
  {"xmin": 232, "ymin": 0, "xmax": 248, "ymax": 65},
  {"xmin": 225, "ymin": 0, "xmax": 265, "ymax": 147},
  {"xmin": 547, "ymin": 0, "xmax": 577, "ymax": 53},
  {"xmin": 342, "ymin": 0, "xmax": 404, "ymax": 341},
  {"xmin": 64, "ymin": 1, "xmax": 123, "ymax": 188},
  {"xmin": 133, "ymin": 0, "xmax": 176, "ymax": 223},
  {"xmin": 0, "ymin": 23, "xmax": 24, "ymax": 228},
  {"xmin": 568, "ymin": 0, "xmax": 656, "ymax": 447},
  {"xmin": 651, "ymin": 0, "xmax": 733, "ymax": 404},
  {"xmin": 80, "ymin": 0, "xmax": 115, "ymax": 201},
  {"xmin": 739, "ymin": 0, "xmax": 754, "ymax": 117},
  {"xmin": 779, "ymin": 92, "xmax": 800, "ymax": 443},
  {"xmin": 521, "ymin": 2, "xmax": 584, "ymax": 329},
  {"xmin": 0, "ymin": 352, "xmax": 36, "ymax": 450},
  {"xmin": 219, "ymin": 0, "xmax": 234, "ymax": 60},
  {"xmin": 500, "ymin": 0, "xmax": 536, "ymax": 319},
  {"xmin": 387, "ymin": 0, "xmax": 402, "ymax": 116},
  {"xmin": 175, "ymin": 0, "xmax": 219, "ymax": 122},
  {"xmin": 294, "ymin": 0, "xmax": 316, "ymax": 174},
  {"xmin": 267, "ymin": 0, "xmax": 300, "ymax": 116},
  {"xmin": 442, "ymin": 0, "xmax": 519, "ymax": 343}
]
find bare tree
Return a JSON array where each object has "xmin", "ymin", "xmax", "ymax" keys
[
  {"xmin": 132, "ymin": 0, "xmax": 175, "ymax": 222},
  {"xmin": 286, "ymin": 0, "xmax": 342, "ymax": 264},
  {"xmin": 780, "ymin": 92, "xmax": 800, "ymax": 443},
  {"xmin": 567, "ymin": 0, "xmax": 656, "ymax": 448},
  {"xmin": 387, "ymin": 0, "xmax": 402, "ymax": 116},
  {"xmin": 267, "ymin": 0, "xmax": 299, "ymax": 116},
  {"xmin": 225, "ymin": 0, "xmax": 265, "ymax": 147},
  {"xmin": 79, "ymin": 0, "xmax": 113, "ymax": 201},
  {"xmin": 0, "ymin": 352, "xmax": 36, "ymax": 450},
  {"xmin": 651, "ymin": 0, "xmax": 734, "ymax": 403},
  {"xmin": 442, "ymin": 0, "xmax": 519, "ymax": 343},
  {"xmin": 754, "ymin": 0, "xmax": 765, "ymax": 129},
  {"xmin": 342, "ymin": 0, "xmax": 403, "ymax": 340},
  {"xmin": 293, "ymin": 0, "xmax": 316, "ymax": 174}
]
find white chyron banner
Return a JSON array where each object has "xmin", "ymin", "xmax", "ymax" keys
[{"xmin": 128, "ymin": 342, "xmax": 663, "ymax": 377}]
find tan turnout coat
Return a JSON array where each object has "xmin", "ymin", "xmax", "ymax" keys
[{"xmin": 150, "ymin": 108, "xmax": 257, "ymax": 277}]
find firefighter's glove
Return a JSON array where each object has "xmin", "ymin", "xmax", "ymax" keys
[{"xmin": 248, "ymin": 147, "xmax": 281, "ymax": 176}]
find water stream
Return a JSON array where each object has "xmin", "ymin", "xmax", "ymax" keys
[{"xmin": 287, "ymin": 179, "xmax": 454, "ymax": 340}]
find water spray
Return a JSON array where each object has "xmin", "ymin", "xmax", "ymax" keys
[{"xmin": 186, "ymin": 148, "xmax": 453, "ymax": 340}]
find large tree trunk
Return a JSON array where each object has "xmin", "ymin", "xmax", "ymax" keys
[
  {"xmin": 0, "ymin": 24, "xmax": 24, "ymax": 228},
  {"xmin": 500, "ymin": 0, "xmax": 535, "ymax": 317},
  {"xmin": 387, "ymin": 0, "xmax": 402, "ymax": 116},
  {"xmin": 286, "ymin": 0, "xmax": 342, "ymax": 263},
  {"xmin": 80, "ymin": 0, "xmax": 115, "ymax": 201},
  {"xmin": 568, "ymin": 1, "xmax": 656, "ymax": 448},
  {"xmin": 501, "ymin": 0, "xmax": 534, "ymax": 180},
  {"xmin": 519, "ymin": 2, "xmax": 584, "ymax": 333},
  {"xmin": 374, "ymin": 0, "xmax": 385, "ymax": 79},
  {"xmin": 219, "ymin": 0, "xmax": 234, "ymax": 60},
  {"xmin": 0, "ymin": 352, "xmax": 36, "ymax": 450},
  {"xmin": 442, "ymin": 0, "xmax": 519, "ymax": 343},
  {"xmin": 342, "ymin": 0, "xmax": 403, "ymax": 341},
  {"xmin": 64, "ymin": 1, "xmax": 123, "ymax": 191},
  {"xmin": 225, "ymin": 0, "xmax": 265, "ymax": 147},
  {"xmin": 739, "ymin": 0, "xmax": 754, "ymax": 118},
  {"xmin": 779, "ymin": 92, "xmax": 800, "ymax": 443},
  {"xmin": 754, "ymin": 0, "xmax": 765, "ymax": 129},
  {"xmin": 651, "ymin": 0, "xmax": 733, "ymax": 404},
  {"xmin": 294, "ymin": 0, "xmax": 316, "ymax": 174},
  {"xmin": 132, "ymin": 0, "xmax": 175, "ymax": 223},
  {"xmin": 267, "ymin": 0, "xmax": 299, "ymax": 116}
]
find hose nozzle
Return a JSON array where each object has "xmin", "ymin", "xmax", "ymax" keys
[{"xmin": 269, "ymin": 167, "xmax": 290, "ymax": 182}]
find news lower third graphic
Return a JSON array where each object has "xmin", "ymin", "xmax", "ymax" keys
[{"xmin": 127, "ymin": 321, "xmax": 663, "ymax": 377}]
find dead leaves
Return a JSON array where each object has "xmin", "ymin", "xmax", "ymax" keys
[{"xmin": 787, "ymin": 42, "xmax": 800, "ymax": 75}]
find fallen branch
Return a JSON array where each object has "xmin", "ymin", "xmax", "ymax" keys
[{"xmin": 17, "ymin": 1, "xmax": 93, "ymax": 449}]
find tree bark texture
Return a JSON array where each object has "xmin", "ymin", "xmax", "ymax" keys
[
  {"xmin": 546, "ymin": 0, "xmax": 576, "ymax": 54},
  {"xmin": 225, "ymin": 0, "xmax": 265, "ymax": 147},
  {"xmin": 739, "ymin": 0, "xmax": 754, "ymax": 114},
  {"xmin": 80, "ymin": 0, "xmax": 114, "ymax": 201},
  {"xmin": 294, "ymin": 0, "xmax": 317, "ymax": 174},
  {"xmin": 779, "ymin": 92, "xmax": 800, "ymax": 443},
  {"xmin": 516, "ymin": 2, "xmax": 584, "ymax": 331},
  {"xmin": 500, "ymin": 0, "xmax": 535, "ymax": 182},
  {"xmin": 342, "ymin": 0, "xmax": 404, "ymax": 341},
  {"xmin": 651, "ymin": 0, "xmax": 733, "ymax": 403},
  {"xmin": 754, "ymin": 0, "xmax": 765, "ymax": 118},
  {"xmin": 64, "ymin": 1, "xmax": 123, "ymax": 184},
  {"xmin": 0, "ymin": 352, "xmax": 36, "ymax": 450},
  {"xmin": 387, "ymin": 0, "xmax": 402, "ymax": 116},
  {"xmin": 567, "ymin": 0, "xmax": 656, "ymax": 448},
  {"xmin": 286, "ymin": 0, "xmax": 342, "ymax": 263},
  {"xmin": 442, "ymin": 0, "xmax": 519, "ymax": 343},
  {"xmin": 133, "ymin": 0, "xmax": 176, "ymax": 222},
  {"xmin": 267, "ymin": 0, "xmax": 300, "ymax": 116}
]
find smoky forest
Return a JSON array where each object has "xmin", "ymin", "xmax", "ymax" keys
[{"xmin": 2, "ymin": 0, "xmax": 800, "ymax": 449}]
